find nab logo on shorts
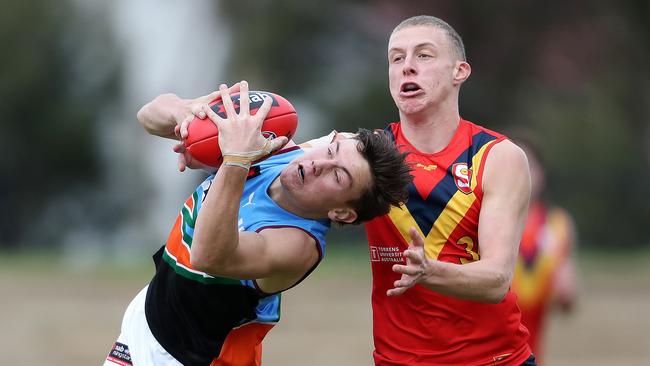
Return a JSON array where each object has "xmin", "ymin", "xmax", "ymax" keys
[
  {"xmin": 106, "ymin": 342, "xmax": 132, "ymax": 365},
  {"xmin": 452, "ymin": 163, "xmax": 473, "ymax": 194}
]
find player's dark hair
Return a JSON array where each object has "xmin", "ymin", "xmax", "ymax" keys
[
  {"xmin": 347, "ymin": 129, "xmax": 413, "ymax": 225},
  {"xmin": 392, "ymin": 15, "xmax": 467, "ymax": 61}
]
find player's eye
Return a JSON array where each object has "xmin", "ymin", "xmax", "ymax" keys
[
  {"xmin": 391, "ymin": 55, "xmax": 404, "ymax": 63},
  {"xmin": 334, "ymin": 170, "xmax": 340, "ymax": 183},
  {"xmin": 418, "ymin": 53, "xmax": 432, "ymax": 59},
  {"xmin": 327, "ymin": 148, "xmax": 333, "ymax": 158}
]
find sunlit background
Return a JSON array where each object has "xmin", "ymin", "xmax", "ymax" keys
[{"xmin": 1, "ymin": 1, "xmax": 648, "ymax": 365}]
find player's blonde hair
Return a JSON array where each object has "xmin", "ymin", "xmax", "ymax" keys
[{"xmin": 392, "ymin": 15, "xmax": 467, "ymax": 62}]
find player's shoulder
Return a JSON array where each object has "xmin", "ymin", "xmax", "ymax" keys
[
  {"xmin": 299, "ymin": 130, "xmax": 356, "ymax": 149},
  {"xmin": 489, "ymin": 139, "xmax": 528, "ymax": 165},
  {"xmin": 482, "ymin": 139, "xmax": 530, "ymax": 193}
]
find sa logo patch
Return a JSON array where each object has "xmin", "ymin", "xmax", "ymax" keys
[{"xmin": 452, "ymin": 163, "xmax": 473, "ymax": 194}]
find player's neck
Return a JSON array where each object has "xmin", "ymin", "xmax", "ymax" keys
[{"xmin": 400, "ymin": 109, "xmax": 461, "ymax": 154}]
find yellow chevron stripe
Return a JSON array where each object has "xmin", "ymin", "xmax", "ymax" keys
[
  {"xmin": 427, "ymin": 190, "xmax": 476, "ymax": 259},
  {"xmin": 387, "ymin": 140, "xmax": 499, "ymax": 261},
  {"xmin": 388, "ymin": 203, "xmax": 437, "ymax": 251},
  {"xmin": 470, "ymin": 139, "xmax": 497, "ymax": 191},
  {"xmin": 387, "ymin": 185, "xmax": 477, "ymax": 260}
]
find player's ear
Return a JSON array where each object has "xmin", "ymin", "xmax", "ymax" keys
[
  {"xmin": 328, "ymin": 208, "xmax": 357, "ymax": 224},
  {"xmin": 453, "ymin": 61, "xmax": 471, "ymax": 85}
]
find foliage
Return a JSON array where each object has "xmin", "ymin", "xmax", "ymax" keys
[{"xmin": 0, "ymin": 1, "xmax": 121, "ymax": 246}]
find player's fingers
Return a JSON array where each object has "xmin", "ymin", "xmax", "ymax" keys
[
  {"xmin": 386, "ymin": 287, "xmax": 407, "ymax": 297},
  {"xmin": 195, "ymin": 90, "xmax": 221, "ymax": 118},
  {"xmin": 254, "ymin": 95, "xmax": 273, "ymax": 123},
  {"xmin": 393, "ymin": 278, "xmax": 415, "ymax": 288},
  {"xmin": 227, "ymin": 82, "xmax": 241, "ymax": 95},
  {"xmin": 190, "ymin": 104, "xmax": 207, "ymax": 120},
  {"xmin": 177, "ymin": 151, "xmax": 187, "ymax": 172},
  {"xmin": 202, "ymin": 90, "xmax": 221, "ymax": 104},
  {"xmin": 268, "ymin": 136, "xmax": 289, "ymax": 153},
  {"xmin": 392, "ymin": 264, "xmax": 421, "ymax": 276},
  {"xmin": 180, "ymin": 114, "xmax": 193, "ymax": 139},
  {"xmin": 409, "ymin": 227, "xmax": 425, "ymax": 248},
  {"xmin": 238, "ymin": 80, "xmax": 250, "ymax": 117},
  {"xmin": 219, "ymin": 84, "xmax": 237, "ymax": 120},
  {"xmin": 174, "ymin": 125, "xmax": 182, "ymax": 140},
  {"xmin": 202, "ymin": 104, "xmax": 225, "ymax": 128},
  {"xmin": 172, "ymin": 142, "xmax": 185, "ymax": 153},
  {"xmin": 394, "ymin": 275, "xmax": 414, "ymax": 286},
  {"xmin": 403, "ymin": 249, "xmax": 423, "ymax": 263}
]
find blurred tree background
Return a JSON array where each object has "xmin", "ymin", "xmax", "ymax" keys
[
  {"xmin": 0, "ymin": 0, "xmax": 647, "ymax": 251},
  {"xmin": 0, "ymin": 0, "xmax": 122, "ymax": 247}
]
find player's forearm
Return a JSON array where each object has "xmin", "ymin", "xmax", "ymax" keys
[
  {"xmin": 191, "ymin": 166, "xmax": 248, "ymax": 271},
  {"xmin": 137, "ymin": 93, "xmax": 186, "ymax": 139},
  {"xmin": 420, "ymin": 259, "xmax": 512, "ymax": 303}
]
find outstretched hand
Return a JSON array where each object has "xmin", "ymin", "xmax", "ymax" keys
[
  {"xmin": 202, "ymin": 81, "xmax": 288, "ymax": 168},
  {"xmin": 176, "ymin": 83, "xmax": 241, "ymax": 140},
  {"xmin": 172, "ymin": 83, "xmax": 241, "ymax": 172},
  {"xmin": 387, "ymin": 227, "xmax": 429, "ymax": 296}
]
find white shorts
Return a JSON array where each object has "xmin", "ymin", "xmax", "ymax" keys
[{"xmin": 103, "ymin": 285, "xmax": 183, "ymax": 366}]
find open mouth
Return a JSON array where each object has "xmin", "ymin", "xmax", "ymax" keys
[
  {"xmin": 298, "ymin": 164, "xmax": 305, "ymax": 182},
  {"xmin": 401, "ymin": 82, "xmax": 421, "ymax": 94}
]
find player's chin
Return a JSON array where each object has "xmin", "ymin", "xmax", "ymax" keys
[{"xmin": 398, "ymin": 100, "xmax": 427, "ymax": 115}]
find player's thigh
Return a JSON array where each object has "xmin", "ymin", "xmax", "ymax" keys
[{"xmin": 104, "ymin": 286, "xmax": 183, "ymax": 366}]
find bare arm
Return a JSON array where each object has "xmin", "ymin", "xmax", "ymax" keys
[
  {"xmin": 189, "ymin": 82, "xmax": 302, "ymax": 293},
  {"xmin": 190, "ymin": 164, "xmax": 319, "ymax": 293},
  {"xmin": 137, "ymin": 91, "xmax": 218, "ymax": 139},
  {"xmin": 136, "ymin": 85, "xmax": 241, "ymax": 171},
  {"xmin": 389, "ymin": 140, "xmax": 531, "ymax": 303}
]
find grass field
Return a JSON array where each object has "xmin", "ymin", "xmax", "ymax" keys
[{"xmin": 1, "ymin": 246, "xmax": 648, "ymax": 365}]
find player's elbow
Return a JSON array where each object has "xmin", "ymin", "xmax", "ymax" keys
[
  {"xmin": 486, "ymin": 286, "xmax": 508, "ymax": 304},
  {"xmin": 189, "ymin": 245, "xmax": 221, "ymax": 274},
  {"xmin": 136, "ymin": 93, "xmax": 176, "ymax": 134},
  {"xmin": 136, "ymin": 103, "xmax": 155, "ymax": 133},
  {"xmin": 485, "ymin": 272, "xmax": 511, "ymax": 304},
  {"xmin": 189, "ymin": 250, "xmax": 209, "ymax": 272}
]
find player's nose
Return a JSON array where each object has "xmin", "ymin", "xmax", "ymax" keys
[
  {"xmin": 402, "ymin": 55, "xmax": 417, "ymax": 75},
  {"xmin": 312, "ymin": 159, "xmax": 337, "ymax": 175}
]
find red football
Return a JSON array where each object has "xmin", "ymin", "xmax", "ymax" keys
[{"xmin": 184, "ymin": 91, "xmax": 298, "ymax": 168}]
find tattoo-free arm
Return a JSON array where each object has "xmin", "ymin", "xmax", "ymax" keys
[
  {"xmin": 190, "ymin": 165, "xmax": 319, "ymax": 293},
  {"xmin": 389, "ymin": 140, "xmax": 531, "ymax": 303},
  {"xmin": 189, "ymin": 82, "xmax": 314, "ymax": 293}
]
